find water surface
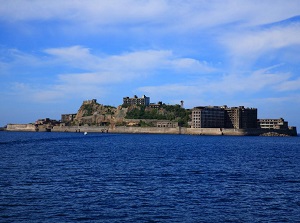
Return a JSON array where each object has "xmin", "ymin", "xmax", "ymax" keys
[{"xmin": 0, "ymin": 132, "xmax": 300, "ymax": 222}]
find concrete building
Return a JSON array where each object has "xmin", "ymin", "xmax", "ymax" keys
[
  {"xmin": 224, "ymin": 106, "xmax": 257, "ymax": 129},
  {"xmin": 258, "ymin": 118, "xmax": 288, "ymax": 129},
  {"xmin": 149, "ymin": 101, "xmax": 163, "ymax": 109},
  {"xmin": 35, "ymin": 118, "xmax": 60, "ymax": 126},
  {"xmin": 192, "ymin": 105, "xmax": 257, "ymax": 129},
  {"xmin": 156, "ymin": 120, "xmax": 178, "ymax": 128},
  {"xmin": 124, "ymin": 119, "xmax": 178, "ymax": 128},
  {"xmin": 192, "ymin": 106, "xmax": 225, "ymax": 128},
  {"xmin": 123, "ymin": 95, "xmax": 150, "ymax": 106}
]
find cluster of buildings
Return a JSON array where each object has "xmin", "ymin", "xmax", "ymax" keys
[
  {"xmin": 123, "ymin": 95, "xmax": 165, "ymax": 109},
  {"xmin": 123, "ymin": 95, "xmax": 295, "ymax": 131},
  {"xmin": 123, "ymin": 95, "xmax": 294, "ymax": 130},
  {"xmin": 191, "ymin": 105, "xmax": 257, "ymax": 129},
  {"xmin": 57, "ymin": 95, "xmax": 296, "ymax": 131},
  {"xmin": 35, "ymin": 118, "xmax": 60, "ymax": 126},
  {"xmin": 191, "ymin": 105, "xmax": 295, "ymax": 131}
]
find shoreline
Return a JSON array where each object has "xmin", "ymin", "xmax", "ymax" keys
[{"xmin": 4, "ymin": 124, "xmax": 298, "ymax": 136}]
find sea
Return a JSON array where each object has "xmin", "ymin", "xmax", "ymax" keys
[{"xmin": 0, "ymin": 131, "xmax": 300, "ymax": 223}]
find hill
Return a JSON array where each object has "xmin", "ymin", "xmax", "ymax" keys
[
  {"xmin": 70, "ymin": 100, "xmax": 191, "ymax": 127},
  {"xmin": 124, "ymin": 104, "xmax": 191, "ymax": 127}
]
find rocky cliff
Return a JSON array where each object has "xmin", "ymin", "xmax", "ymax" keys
[
  {"xmin": 71, "ymin": 100, "xmax": 191, "ymax": 127},
  {"xmin": 72, "ymin": 100, "xmax": 127, "ymax": 126}
]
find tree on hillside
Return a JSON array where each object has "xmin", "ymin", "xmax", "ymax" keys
[{"xmin": 125, "ymin": 104, "xmax": 191, "ymax": 126}]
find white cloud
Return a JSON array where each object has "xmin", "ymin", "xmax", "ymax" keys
[
  {"xmin": 138, "ymin": 65, "xmax": 292, "ymax": 103},
  {"xmin": 1, "ymin": 0, "xmax": 299, "ymax": 31},
  {"xmin": 2, "ymin": 44, "xmax": 298, "ymax": 105},
  {"xmin": 1, "ymin": 1, "xmax": 300, "ymax": 127},
  {"xmin": 222, "ymin": 24, "xmax": 300, "ymax": 64},
  {"xmin": 2, "ymin": 46, "xmax": 215, "ymax": 102},
  {"xmin": 44, "ymin": 46, "xmax": 172, "ymax": 71},
  {"xmin": 9, "ymin": 79, "xmax": 107, "ymax": 103},
  {"xmin": 43, "ymin": 46, "xmax": 215, "ymax": 83},
  {"xmin": 258, "ymin": 95, "xmax": 300, "ymax": 103},
  {"xmin": 277, "ymin": 78, "xmax": 300, "ymax": 91},
  {"xmin": 170, "ymin": 58, "xmax": 216, "ymax": 73},
  {"xmin": 46, "ymin": 47, "xmax": 216, "ymax": 101},
  {"xmin": 45, "ymin": 46, "xmax": 92, "ymax": 60},
  {"xmin": 0, "ymin": 48, "xmax": 44, "ymax": 70},
  {"xmin": 0, "ymin": 0, "xmax": 167, "ymax": 24},
  {"xmin": 139, "ymin": 84, "xmax": 200, "ymax": 97},
  {"xmin": 207, "ymin": 66, "xmax": 291, "ymax": 94},
  {"xmin": 44, "ymin": 46, "xmax": 100, "ymax": 70}
]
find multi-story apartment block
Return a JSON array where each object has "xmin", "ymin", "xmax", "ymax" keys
[
  {"xmin": 224, "ymin": 106, "xmax": 257, "ymax": 129},
  {"xmin": 123, "ymin": 95, "xmax": 150, "ymax": 106},
  {"xmin": 192, "ymin": 105, "xmax": 257, "ymax": 129},
  {"xmin": 240, "ymin": 107, "xmax": 258, "ymax": 129},
  {"xmin": 192, "ymin": 106, "xmax": 225, "ymax": 128},
  {"xmin": 258, "ymin": 118, "xmax": 288, "ymax": 129},
  {"xmin": 224, "ymin": 106, "xmax": 239, "ymax": 128}
]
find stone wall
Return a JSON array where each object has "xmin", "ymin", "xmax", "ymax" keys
[
  {"xmin": 7, "ymin": 124, "xmax": 298, "ymax": 136},
  {"xmin": 51, "ymin": 126, "xmax": 255, "ymax": 135},
  {"xmin": 186, "ymin": 128, "xmax": 225, "ymax": 135},
  {"xmin": 110, "ymin": 126, "xmax": 180, "ymax": 134},
  {"xmin": 6, "ymin": 124, "xmax": 36, "ymax": 131},
  {"xmin": 52, "ymin": 126, "xmax": 108, "ymax": 133}
]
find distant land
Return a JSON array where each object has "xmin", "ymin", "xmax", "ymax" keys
[{"xmin": 3, "ymin": 95, "xmax": 298, "ymax": 136}]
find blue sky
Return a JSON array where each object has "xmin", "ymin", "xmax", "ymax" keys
[{"xmin": 1, "ymin": 0, "xmax": 300, "ymax": 129}]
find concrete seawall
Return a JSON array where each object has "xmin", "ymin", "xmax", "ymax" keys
[
  {"xmin": 52, "ymin": 126, "xmax": 297, "ymax": 136},
  {"xmin": 6, "ymin": 124, "xmax": 36, "ymax": 132},
  {"xmin": 51, "ymin": 126, "xmax": 180, "ymax": 134},
  {"xmin": 5, "ymin": 124, "xmax": 297, "ymax": 136},
  {"xmin": 110, "ymin": 126, "xmax": 180, "ymax": 134}
]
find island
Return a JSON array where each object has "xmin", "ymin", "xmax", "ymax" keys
[{"xmin": 4, "ymin": 95, "xmax": 298, "ymax": 136}]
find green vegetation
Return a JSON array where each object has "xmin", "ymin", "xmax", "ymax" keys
[
  {"xmin": 77, "ymin": 101, "xmax": 191, "ymax": 127},
  {"xmin": 104, "ymin": 105, "xmax": 116, "ymax": 109},
  {"xmin": 82, "ymin": 104, "xmax": 94, "ymax": 117},
  {"xmin": 104, "ymin": 105, "xmax": 116, "ymax": 115},
  {"xmin": 125, "ymin": 106, "xmax": 165, "ymax": 119},
  {"xmin": 81, "ymin": 104, "xmax": 116, "ymax": 117},
  {"xmin": 121, "ymin": 104, "xmax": 129, "ymax": 108},
  {"xmin": 139, "ymin": 120, "xmax": 155, "ymax": 127},
  {"xmin": 125, "ymin": 104, "xmax": 191, "ymax": 127}
]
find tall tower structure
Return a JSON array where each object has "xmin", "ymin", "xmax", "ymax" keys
[{"xmin": 180, "ymin": 100, "xmax": 184, "ymax": 108}]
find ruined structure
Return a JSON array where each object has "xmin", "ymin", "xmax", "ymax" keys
[
  {"xmin": 192, "ymin": 106, "xmax": 225, "ymax": 128},
  {"xmin": 191, "ymin": 105, "xmax": 257, "ymax": 129},
  {"xmin": 5, "ymin": 98, "xmax": 298, "ymax": 136},
  {"xmin": 123, "ymin": 95, "xmax": 150, "ymax": 106},
  {"xmin": 224, "ymin": 106, "xmax": 257, "ymax": 129}
]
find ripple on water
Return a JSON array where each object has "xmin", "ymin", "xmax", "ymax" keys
[{"xmin": 0, "ymin": 132, "xmax": 300, "ymax": 222}]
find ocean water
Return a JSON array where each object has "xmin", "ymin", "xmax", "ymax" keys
[{"xmin": 0, "ymin": 132, "xmax": 300, "ymax": 223}]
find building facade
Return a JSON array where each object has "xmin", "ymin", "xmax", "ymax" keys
[
  {"xmin": 156, "ymin": 120, "xmax": 178, "ymax": 128},
  {"xmin": 192, "ymin": 106, "xmax": 225, "ymax": 128},
  {"xmin": 149, "ymin": 101, "xmax": 163, "ymax": 109},
  {"xmin": 258, "ymin": 118, "xmax": 288, "ymax": 129},
  {"xmin": 225, "ymin": 106, "xmax": 257, "ymax": 129},
  {"xmin": 123, "ymin": 95, "xmax": 150, "ymax": 106},
  {"xmin": 192, "ymin": 105, "xmax": 257, "ymax": 129}
]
